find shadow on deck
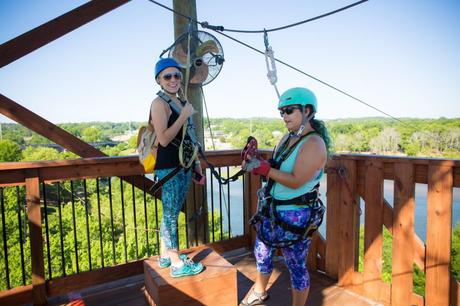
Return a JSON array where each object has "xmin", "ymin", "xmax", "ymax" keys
[{"xmin": 46, "ymin": 248, "xmax": 381, "ymax": 306}]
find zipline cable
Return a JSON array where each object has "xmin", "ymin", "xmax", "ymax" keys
[
  {"xmin": 146, "ymin": 0, "xmax": 411, "ymax": 127},
  {"xmin": 205, "ymin": 0, "xmax": 369, "ymax": 34},
  {"xmin": 147, "ymin": 0, "xmax": 369, "ymax": 34}
]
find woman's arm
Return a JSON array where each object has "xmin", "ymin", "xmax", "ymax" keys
[
  {"xmin": 267, "ymin": 135, "xmax": 327, "ymax": 189},
  {"xmin": 151, "ymin": 97, "xmax": 194, "ymax": 147}
]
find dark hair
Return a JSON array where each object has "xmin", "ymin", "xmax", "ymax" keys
[{"xmin": 310, "ymin": 116, "xmax": 332, "ymax": 156}]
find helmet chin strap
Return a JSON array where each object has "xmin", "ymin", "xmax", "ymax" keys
[{"xmin": 290, "ymin": 106, "xmax": 315, "ymax": 137}]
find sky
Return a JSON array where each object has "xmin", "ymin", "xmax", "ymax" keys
[{"xmin": 0, "ymin": 0, "xmax": 459, "ymax": 124}]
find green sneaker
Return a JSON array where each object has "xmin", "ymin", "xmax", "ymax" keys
[
  {"xmin": 170, "ymin": 259, "xmax": 204, "ymax": 278},
  {"xmin": 158, "ymin": 254, "xmax": 188, "ymax": 269}
]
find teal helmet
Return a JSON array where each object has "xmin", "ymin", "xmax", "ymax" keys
[
  {"xmin": 155, "ymin": 58, "xmax": 181, "ymax": 78},
  {"xmin": 278, "ymin": 87, "xmax": 317, "ymax": 113}
]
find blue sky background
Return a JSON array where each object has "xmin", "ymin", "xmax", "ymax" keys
[{"xmin": 1, "ymin": 0, "xmax": 459, "ymax": 123}]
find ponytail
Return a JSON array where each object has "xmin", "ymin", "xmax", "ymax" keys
[{"xmin": 310, "ymin": 117, "xmax": 332, "ymax": 156}]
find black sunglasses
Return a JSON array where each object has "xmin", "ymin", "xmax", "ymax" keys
[
  {"xmin": 279, "ymin": 106, "xmax": 301, "ymax": 117},
  {"xmin": 162, "ymin": 72, "xmax": 182, "ymax": 81}
]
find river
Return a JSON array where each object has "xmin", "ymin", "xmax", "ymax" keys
[{"xmin": 206, "ymin": 174, "xmax": 460, "ymax": 241}]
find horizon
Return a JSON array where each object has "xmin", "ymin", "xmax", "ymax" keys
[
  {"xmin": 2, "ymin": 115, "xmax": 460, "ymax": 125},
  {"xmin": 1, "ymin": 115, "xmax": 460, "ymax": 125},
  {"xmin": 1, "ymin": 0, "xmax": 460, "ymax": 123}
]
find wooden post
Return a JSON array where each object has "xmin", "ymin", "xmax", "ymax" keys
[
  {"xmin": 337, "ymin": 159, "xmax": 360, "ymax": 287},
  {"xmin": 172, "ymin": 0, "xmax": 207, "ymax": 246},
  {"xmin": 363, "ymin": 160, "xmax": 384, "ymax": 301},
  {"xmin": 325, "ymin": 159, "xmax": 341, "ymax": 279},
  {"xmin": 26, "ymin": 172, "xmax": 46, "ymax": 305},
  {"xmin": 426, "ymin": 165, "xmax": 453, "ymax": 306},
  {"xmin": 392, "ymin": 162, "xmax": 415, "ymax": 305}
]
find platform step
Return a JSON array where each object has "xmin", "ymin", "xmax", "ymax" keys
[{"xmin": 143, "ymin": 247, "xmax": 237, "ymax": 306}]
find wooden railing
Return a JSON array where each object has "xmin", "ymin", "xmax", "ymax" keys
[
  {"xmin": 0, "ymin": 152, "xmax": 458, "ymax": 305},
  {"xmin": 325, "ymin": 154, "xmax": 460, "ymax": 306}
]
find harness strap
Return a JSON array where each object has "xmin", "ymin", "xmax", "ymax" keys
[{"xmin": 271, "ymin": 184, "xmax": 319, "ymax": 206}]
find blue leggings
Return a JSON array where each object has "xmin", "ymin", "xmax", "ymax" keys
[
  {"xmin": 254, "ymin": 207, "xmax": 312, "ymax": 290},
  {"xmin": 156, "ymin": 168, "xmax": 192, "ymax": 250}
]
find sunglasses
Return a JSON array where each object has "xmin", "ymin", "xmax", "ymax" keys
[
  {"xmin": 279, "ymin": 106, "xmax": 301, "ymax": 117},
  {"xmin": 162, "ymin": 72, "xmax": 182, "ymax": 81}
]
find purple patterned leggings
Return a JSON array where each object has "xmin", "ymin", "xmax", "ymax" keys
[{"xmin": 254, "ymin": 207, "xmax": 312, "ymax": 290}]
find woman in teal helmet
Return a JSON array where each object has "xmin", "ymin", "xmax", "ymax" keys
[
  {"xmin": 241, "ymin": 87, "xmax": 331, "ymax": 306},
  {"xmin": 150, "ymin": 57, "xmax": 204, "ymax": 277}
]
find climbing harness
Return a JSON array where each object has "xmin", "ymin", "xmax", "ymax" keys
[
  {"xmin": 149, "ymin": 91, "xmax": 200, "ymax": 194},
  {"xmin": 263, "ymin": 31, "xmax": 280, "ymax": 98},
  {"xmin": 249, "ymin": 131, "xmax": 326, "ymax": 248}
]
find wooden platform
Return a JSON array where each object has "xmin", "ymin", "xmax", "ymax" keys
[
  {"xmin": 144, "ymin": 247, "xmax": 237, "ymax": 305},
  {"xmin": 46, "ymin": 248, "xmax": 382, "ymax": 306}
]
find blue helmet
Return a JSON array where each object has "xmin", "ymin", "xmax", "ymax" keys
[{"xmin": 155, "ymin": 58, "xmax": 182, "ymax": 78}]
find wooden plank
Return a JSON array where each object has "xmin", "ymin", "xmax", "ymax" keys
[
  {"xmin": 206, "ymin": 235, "xmax": 251, "ymax": 254},
  {"xmin": 0, "ymin": 0, "xmax": 131, "ymax": 68},
  {"xmin": 316, "ymin": 233, "xmax": 327, "ymax": 272},
  {"xmin": 414, "ymin": 234, "xmax": 426, "ymax": 272},
  {"xmin": 0, "ymin": 284, "xmax": 33, "ymax": 306},
  {"xmin": 425, "ymin": 165, "xmax": 453, "ymax": 306},
  {"xmin": 392, "ymin": 162, "xmax": 415, "ymax": 305},
  {"xmin": 307, "ymin": 234, "xmax": 318, "ymax": 270},
  {"xmin": 248, "ymin": 174, "xmax": 262, "ymax": 246},
  {"xmin": 26, "ymin": 174, "xmax": 46, "ymax": 305},
  {"xmin": 46, "ymin": 260, "xmax": 143, "ymax": 297},
  {"xmin": 338, "ymin": 159, "xmax": 360, "ymax": 287},
  {"xmin": 382, "ymin": 199, "xmax": 393, "ymax": 234},
  {"xmin": 363, "ymin": 160, "xmax": 384, "ymax": 301},
  {"xmin": 325, "ymin": 160, "xmax": 341, "ymax": 279},
  {"xmin": 144, "ymin": 248, "xmax": 237, "ymax": 305},
  {"xmin": 451, "ymin": 276, "xmax": 460, "ymax": 306}
]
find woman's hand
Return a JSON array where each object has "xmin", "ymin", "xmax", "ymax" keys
[
  {"xmin": 180, "ymin": 102, "xmax": 195, "ymax": 119},
  {"xmin": 193, "ymin": 161, "xmax": 205, "ymax": 185}
]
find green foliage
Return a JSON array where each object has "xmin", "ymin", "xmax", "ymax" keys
[
  {"xmin": 0, "ymin": 179, "xmax": 230, "ymax": 290},
  {"xmin": 0, "ymin": 140, "xmax": 21, "ymax": 162},
  {"xmin": 21, "ymin": 147, "xmax": 61, "ymax": 161},
  {"xmin": 82, "ymin": 127, "xmax": 103, "ymax": 142},
  {"xmin": 452, "ymin": 222, "xmax": 460, "ymax": 281}
]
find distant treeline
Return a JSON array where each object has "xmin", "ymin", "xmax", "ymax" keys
[{"xmin": 0, "ymin": 117, "xmax": 459, "ymax": 162}]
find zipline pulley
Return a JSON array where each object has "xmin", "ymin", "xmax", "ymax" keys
[{"xmin": 264, "ymin": 30, "xmax": 280, "ymax": 98}]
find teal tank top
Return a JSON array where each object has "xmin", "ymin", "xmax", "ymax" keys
[{"xmin": 270, "ymin": 134, "xmax": 324, "ymax": 209}]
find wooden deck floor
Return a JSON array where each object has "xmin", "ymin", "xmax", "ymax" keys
[{"xmin": 46, "ymin": 248, "xmax": 382, "ymax": 306}]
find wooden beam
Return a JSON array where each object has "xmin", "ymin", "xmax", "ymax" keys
[
  {"xmin": 0, "ymin": 94, "xmax": 105, "ymax": 157},
  {"xmin": 0, "ymin": 0, "xmax": 131, "ymax": 68},
  {"xmin": 0, "ymin": 94, "xmax": 160, "ymax": 197}
]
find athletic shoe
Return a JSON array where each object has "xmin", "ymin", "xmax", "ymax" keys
[
  {"xmin": 158, "ymin": 253, "xmax": 188, "ymax": 269},
  {"xmin": 170, "ymin": 259, "xmax": 204, "ymax": 278}
]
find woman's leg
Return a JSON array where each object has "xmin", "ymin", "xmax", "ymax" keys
[
  {"xmin": 278, "ymin": 208, "xmax": 313, "ymax": 306},
  {"xmin": 157, "ymin": 168, "xmax": 192, "ymax": 264},
  {"xmin": 242, "ymin": 235, "xmax": 274, "ymax": 305}
]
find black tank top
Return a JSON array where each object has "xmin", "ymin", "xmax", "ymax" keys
[{"xmin": 155, "ymin": 111, "xmax": 183, "ymax": 170}]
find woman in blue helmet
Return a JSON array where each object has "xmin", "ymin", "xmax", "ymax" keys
[
  {"xmin": 150, "ymin": 57, "xmax": 203, "ymax": 277},
  {"xmin": 241, "ymin": 87, "xmax": 331, "ymax": 306}
]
